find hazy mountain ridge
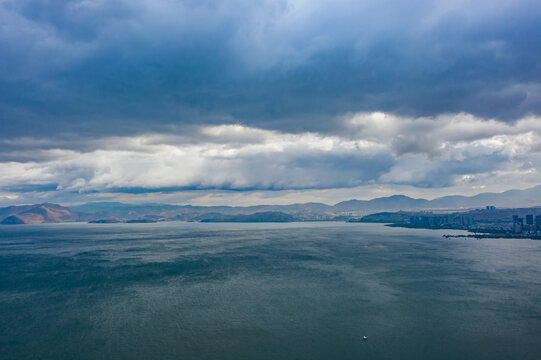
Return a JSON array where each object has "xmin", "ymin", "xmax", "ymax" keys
[
  {"xmin": 335, "ymin": 186, "xmax": 541, "ymax": 211},
  {"xmin": 334, "ymin": 195, "xmax": 430, "ymax": 212},
  {"xmin": 198, "ymin": 212, "xmax": 295, "ymax": 223},
  {"xmin": 2, "ymin": 186, "xmax": 541, "ymax": 224}
]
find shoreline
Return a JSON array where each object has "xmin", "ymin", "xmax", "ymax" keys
[{"xmin": 382, "ymin": 222, "xmax": 541, "ymax": 240}]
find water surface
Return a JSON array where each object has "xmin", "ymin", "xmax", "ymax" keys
[{"xmin": 1, "ymin": 222, "xmax": 540, "ymax": 359}]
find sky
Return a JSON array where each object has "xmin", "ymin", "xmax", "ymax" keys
[{"xmin": 1, "ymin": 0, "xmax": 541, "ymax": 206}]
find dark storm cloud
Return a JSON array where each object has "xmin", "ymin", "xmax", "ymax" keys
[
  {"xmin": 1, "ymin": 0, "xmax": 541, "ymax": 202},
  {"xmin": 1, "ymin": 0, "xmax": 541, "ymax": 141}
]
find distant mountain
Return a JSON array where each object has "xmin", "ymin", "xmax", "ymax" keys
[
  {"xmin": 0, "ymin": 203, "xmax": 75, "ymax": 224},
  {"xmin": 69, "ymin": 202, "xmax": 136, "ymax": 213},
  {"xmin": 334, "ymin": 195, "xmax": 430, "ymax": 212},
  {"xmin": 429, "ymin": 186, "xmax": 541, "ymax": 209},
  {"xmin": 88, "ymin": 219, "xmax": 122, "ymax": 224},
  {"xmin": 335, "ymin": 185, "xmax": 541, "ymax": 212},
  {"xmin": 0, "ymin": 204, "xmax": 37, "ymax": 221},
  {"xmin": 198, "ymin": 211, "xmax": 295, "ymax": 223},
  {"xmin": 68, "ymin": 201, "xmax": 332, "ymax": 220},
  {"xmin": 2, "ymin": 185, "xmax": 541, "ymax": 224}
]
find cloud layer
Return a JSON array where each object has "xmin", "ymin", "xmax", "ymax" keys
[
  {"xmin": 1, "ymin": 113, "xmax": 541, "ymax": 203},
  {"xmin": 1, "ymin": 0, "xmax": 541, "ymax": 139},
  {"xmin": 1, "ymin": 1, "xmax": 541, "ymax": 203}
]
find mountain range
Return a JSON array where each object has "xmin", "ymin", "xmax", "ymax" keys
[{"xmin": 2, "ymin": 185, "xmax": 541, "ymax": 224}]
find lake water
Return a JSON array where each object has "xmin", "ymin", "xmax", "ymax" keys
[{"xmin": 1, "ymin": 222, "xmax": 540, "ymax": 359}]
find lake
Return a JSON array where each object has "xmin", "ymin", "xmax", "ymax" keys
[{"xmin": 1, "ymin": 222, "xmax": 540, "ymax": 359}]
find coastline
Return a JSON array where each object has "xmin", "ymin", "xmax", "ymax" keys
[{"xmin": 383, "ymin": 223, "xmax": 541, "ymax": 240}]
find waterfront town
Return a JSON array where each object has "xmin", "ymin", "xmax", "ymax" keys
[{"xmin": 358, "ymin": 206, "xmax": 541, "ymax": 239}]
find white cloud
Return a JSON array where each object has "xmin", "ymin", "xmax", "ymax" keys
[
  {"xmin": 0, "ymin": 193, "xmax": 18, "ymax": 200},
  {"xmin": 1, "ymin": 113, "xmax": 541, "ymax": 197},
  {"xmin": 343, "ymin": 111, "xmax": 541, "ymax": 157},
  {"xmin": 0, "ymin": 125, "xmax": 391, "ymax": 192}
]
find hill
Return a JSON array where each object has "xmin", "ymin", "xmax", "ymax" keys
[
  {"xmin": 198, "ymin": 212, "xmax": 295, "ymax": 222},
  {"xmin": 0, "ymin": 203, "xmax": 75, "ymax": 224},
  {"xmin": 2, "ymin": 185, "xmax": 541, "ymax": 224}
]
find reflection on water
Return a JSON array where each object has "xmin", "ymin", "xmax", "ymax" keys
[{"xmin": 1, "ymin": 222, "xmax": 540, "ymax": 359}]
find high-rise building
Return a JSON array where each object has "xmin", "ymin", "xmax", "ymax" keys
[
  {"xmin": 535, "ymin": 215, "xmax": 541, "ymax": 232},
  {"xmin": 525, "ymin": 215, "xmax": 534, "ymax": 232},
  {"xmin": 513, "ymin": 216, "xmax": 523, "ymax": 233}
]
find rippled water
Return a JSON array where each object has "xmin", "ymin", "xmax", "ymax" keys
[{"xmin": 1, "ymin": 222, "xmax": 540, "ymax": 360}]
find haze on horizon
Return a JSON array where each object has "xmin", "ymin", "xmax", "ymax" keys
[{"xmin": 1, "ymin": 0, "xmax": 541, "ymax": 206}]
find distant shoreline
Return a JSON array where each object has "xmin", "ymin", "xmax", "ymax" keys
[
  {"xmin": 442, "ymin": 233, "xmax": 541, "ymax": 240},
  {"xmin": 383, "ymin": 223, "xmax": 541, "ymax": 240}
]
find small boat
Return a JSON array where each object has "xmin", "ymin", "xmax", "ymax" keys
[{"xmin": 363, "ymin": 336, "xmax": 368, "ymax": 340}]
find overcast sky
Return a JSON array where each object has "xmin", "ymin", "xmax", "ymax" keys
[{"xmin": 1, "ymin": 0, "xmax": 541, "ymax": 206}]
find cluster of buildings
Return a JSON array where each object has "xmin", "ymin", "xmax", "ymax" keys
[
  {"xmin": 409, "ymin": 214, "xmax": 473, "ymax": 228},
  {"xmin": 408, "ymin": 206, "xmax": 541, "ymax": 235},
  {"xmin": 512, "ymin": 214, "xmax": 541, "ymax": 233}
]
